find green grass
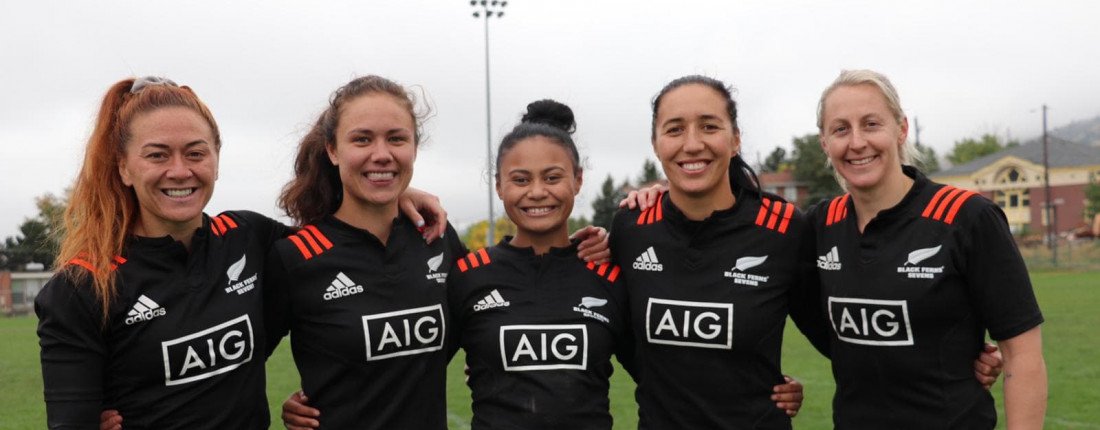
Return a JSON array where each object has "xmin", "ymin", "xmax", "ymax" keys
[{"xmin": 5, "ymin": 270, "xmax": 1099, "ymax": 429}]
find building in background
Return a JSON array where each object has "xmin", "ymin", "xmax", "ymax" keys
[
  {"xmin": 931, "ymin": 137, "xmax": 1100, "ymax": 235},
  {"xmin": 758, "ymin": 171, "xmax": 810, "ymax": 208},
  {"xmin": 1, "ymin": 270, "xmax": 53, "ymax": 316}
]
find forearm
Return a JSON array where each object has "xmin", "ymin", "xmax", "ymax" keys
[{"xmin": 1000, "ymin": 327, "xmax": 1047, "ymax": 430}]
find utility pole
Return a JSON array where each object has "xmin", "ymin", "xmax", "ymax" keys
[
  {"xmin": 1042, "ymin": 104, "xmax": 1056, "ymax": 266},
  {"xmin": 470, "ymin": 0, "xmax": 506, "ymax": 246}
]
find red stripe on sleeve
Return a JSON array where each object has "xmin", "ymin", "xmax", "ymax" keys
[
  {"xmin": 840, "ymin": 195, "xmax": 849, "ymax": 220},
  {"xmin": 297, "ymin": 230, "xmax": 324, "ymax": 255},
  {"xmin": 655, "ymin": 194, "xmax": 664, "ymax": 221},
  {"xmin": 211, "ymin": 216, "xmax": 227, "ymax": 234},
  {"xmin": 597, "ymin": 263, "xmax": 609, "ymax": 276},
  {"xmin": 756, "ymin": 198, "xmax": 771, "ymax": 226},
  {"xmin": 219, "ymin": 214, "xmax": 238, "ymax": 229},
  {"xmin": 467, "ymin": 253, "xmax": 480, "ymax": 268},
  {"xmin": 766, "ymin": 200, "xmax": 783, "ymax": 230},
  {"xmin": 304, "ymin": 225, "xmax": 333, "ymax": 249},
  {"xmin": 933, "ymin": 187, "xmax": 965, "ymax": 221},
  {"xmin": 68, "ymin": 259, "xmax": 95, "ymax": 272},
  {"xmin": 637, "ymin": 210, "xmax": 648, "ymax": 225},
  {"xmin": 287, "ymin": 236, "xmax": 313, "ymax": 260},
  {"xmin": 944, "ymin": 190, "xmax": 978, "ymax": 224},
  {"xmin": 586, "ymin": 261, "xmax": 596, "ymax": 270},
  {"xmin": 457, "ymin": 259, "xmax": 469, "ymax": 272},
  {"xmin": 777, "ymin": 203, "xmax": 795, "ymax": 233},
  {"xmin": 607, "ymin": 266, "xmax": 621, "ymax": 282},
  {"xmin": 923, "ymin": 186, "xmax": 954, "ymax": 218},
  {"xmin": 826, "ymin": 197, "xmax": 840, "ymax": 225},
  {"xmin": 113, "ymin": 256, "xmax": 127, "ymax": 264},
  {"xmin": 478, "ymin": 248, "xmax": 491, "ymax": 265}
]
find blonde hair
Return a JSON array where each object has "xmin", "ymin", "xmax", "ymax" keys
[{"xmin": 816, "ymin": 69, "xmax": 923, "ymax": 188}]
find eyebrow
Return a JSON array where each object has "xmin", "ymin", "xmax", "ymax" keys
[
  {"xmin": 507, "ymin": 166, "xmax": 566, "ymax": 176},
  {"xmin": 660, "ymin": 114, "xmax": 723, "ymax": 128},
  {"xmin": 345, "ymin": 127, "xmax": 411, "ymax": 136},
  {"xmin": 139, "ymin": 140, "xmax": 209, "ymax": 150}
]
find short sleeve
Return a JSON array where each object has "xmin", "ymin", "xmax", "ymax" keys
[
  {"xmin": 34, "ymin": 271, "xmax": 109, "ymax": 429},
  {"xmin": 961, "ymin": 205, "xmax": 1044, "ymax": 341}
]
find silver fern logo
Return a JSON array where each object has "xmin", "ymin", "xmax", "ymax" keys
[
  {"xmin": 724, "ymin": 255, "xmax": 771, "ymax": 286},
  {"xmin": 573, "ymin": 296, "xmax": 610, "ymax": 324},
  {"xmin": 897, "ymin": 245, "xmax": 945, "ymax": 279},
  {"xmin": 224, "ymin": 254, "xmax": 258, "ymax": 295},
  {"xmin": 425, "ymin": 252, "xmax": 448, "ymax": 284}
]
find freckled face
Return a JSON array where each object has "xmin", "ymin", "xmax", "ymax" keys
[
  {"xmin": 819, "ymin": 84, "xmax": 908, "ymax": 192},
  {"xmin": 118, "ymin": 107, "xmax": 218, "ymax": 236},
  {"xmin": 327, "ymin": 93, "xmax": 417, "ymax": 210},
  {"xmin": 653, "ymin": 84, "xmax": 740, "ymax": 200},
  {"xmin": 496, "ymin": 136, "xmax": 581, "ymax": 241}
]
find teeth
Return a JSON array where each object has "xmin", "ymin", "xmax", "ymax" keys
[
  {"xmin": 366, "ymin": 172, "xmax": 395, "ymax": 180},
  {"xmin": 849, "ymin": 156, "xmax": 875, "ymax": 166},
  {"xmin": 164, "ymin": 188, "xmax": 194, "ymax": 197},
  {"xmin": 525, "ymin": 207, "xmax": 553, "ymax": 215},
  {"xmin": 682, "ymin": 162, "xmax": 707, "ymax": 171}
]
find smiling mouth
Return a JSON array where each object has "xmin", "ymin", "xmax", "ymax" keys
[
  {"xmin": 522, "ymin": 206, "xmax": 556, "ymax": 216},
  {"xmin": 365, "ymin": 172, "xmax": 396, "ymax": 180},
  {"xmin": 680, "ymin": 161, "xmax": 709, "ymax": 172},
  {"xmin": 163, "ymin": 188, "xmax": 196, "ymax": 198},
  {"xmin": 848, "ymin": 156, "xmax": 877, "ymax": 166}
]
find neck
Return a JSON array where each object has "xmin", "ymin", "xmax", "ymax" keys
[
  {"xmin": 509, "ymin": 227, "xmax": 571, "ymax": 255},
  {"xmin": 132, "ymin": 218, "xmax": 200, "ymax": 251},
  {"xmin": 668, "ymin": 183, "xmax": 736, "ymax": 221},
  {"xmin": 333, "ymin": 200, "xmax": 399, "ymax": 244},
  {"xmin": 849, "ymin": 166, "xmax": 914, "ymax": 232}
]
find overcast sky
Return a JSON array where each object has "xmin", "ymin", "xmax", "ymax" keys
[{"xmin": 2, "ymin": 0, "xmax": 1098, "ymax": 240}]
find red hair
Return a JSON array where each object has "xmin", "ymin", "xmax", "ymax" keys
[{"xmin": 55, "ymin": 78, "xmax": 220, "ymax": 321}]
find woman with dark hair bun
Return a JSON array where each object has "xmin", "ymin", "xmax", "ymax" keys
[{"xmin": 447, "ymin": 99, "xmax": 632, "ymax": 429}]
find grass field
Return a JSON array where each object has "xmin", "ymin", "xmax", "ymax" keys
[{"xmin": 4, "ymin": 270, "xmax": 1098, "ymax": 429}]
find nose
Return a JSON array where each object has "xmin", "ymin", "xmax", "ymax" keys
[
  {"xmin": 165, "ymin": 156, "xmax": 194, "ymax": 180},
  {"xmin": 849, "ymin": 128, "xmax": 868, "ymax": 151},
  {"xmin": 368, "ymin": 144, "xmax": 395, "ymax": 164},
  {"xmin": 683, "ymin": 127, "xmax": 705, "ymax": 152},
  {"xmin": 528, "ymin": 179, "xmax": 549, "ymax": 199}
]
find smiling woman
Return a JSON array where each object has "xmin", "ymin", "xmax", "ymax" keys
[{"xmin": 35, "ymin": 77, "xmax": 293, "ymax": 429}]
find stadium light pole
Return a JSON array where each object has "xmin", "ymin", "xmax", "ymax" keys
[{"xmin": 471, "ymin": 0, "xmax": 506, "ymax": 246}]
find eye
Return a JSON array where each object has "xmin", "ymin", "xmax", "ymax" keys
[
  {"xmin": 388, "ymin": 135, "xmax": 410, "ymax": 144},
  {"xmin": 702, "ymin": 123, "xmax": 721, "ymax": 131},
  {"xmin": 545, "ymin": 174, "xmax": 562, "ymax": 183},
  {"xmin": 832, "ymin": 125, "xmax": 848, "ymax": 135},
  {"xmin": 186, "ymin": 150, "xmax": 207, "ymax": 160},
  {"xmin": 665, "ymin": 125, "xmax": 684, "ymax": 135},
  {"xmin": 511, "ymin": 176, "xmax": 529, "ymax": 185},
  {"xmin": 145, "ymin": 152, "xmax": 168, "ymax": 161},
  {"xmin": 352, "ymin": 135, "xmax": 371, "ymax": 145}
]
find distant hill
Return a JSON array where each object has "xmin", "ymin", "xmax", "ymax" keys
[{"xmin": 1052, "ymin": 115, "xmax": 1100, "ymax": 147}]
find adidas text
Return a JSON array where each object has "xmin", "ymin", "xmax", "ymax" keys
[{"xmin": 125, "ymin": 308, "xmax": 166, "ymax": 325}]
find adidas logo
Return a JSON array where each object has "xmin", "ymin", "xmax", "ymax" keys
[
  {"xmin": 632, "ymin": 247, "xmax": 663, "ymax": 272},
  {"xmin": 817, "ymin": 246, "xmax": 842, "ymax": 271},
  {"xmin": 473, "ymin": 289, "xmax": 510, "ymax": 312},
  {"xmin": 125, "ymin": 295, "xmax": 166, "ymax": 325},
  {"xmin": 323, "ymin": 272, "xmax": 364, "ymax": 301}
]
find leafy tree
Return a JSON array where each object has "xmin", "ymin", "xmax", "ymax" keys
[
  {"xmin": 460, "ymin": 217, "xmax": 517, "ymax": 250},
  {"xmin": 637, "ymin": 159, "xmax": 663, "ymax": 185},
  {"xmin": 1085, "ymin": 179, "xmax": 1100, "ymax": 222},
  {"xmin": 946, "ymin": 134, "xmax": 1011, "ymax": 166},
  {"xmin": 1, "ymin": 192, "xmax": 66, "ymax": 270},
  {"xmin": 761, "ymin": 147, "xmax": 788, "ymax": 173},
  {"xmin": 789, "ymin": 133, "xmax": 843, "ymax": 208},
  {"xmin": 568, "ymin": 215, "xmax": 591, "ymax": 235},
  {"xmin": 912, "ymin": 141, "xmax": 940, "ymax": 174},
  {"xmin": 591, "ymin": 175, "xmax": 627, "ymax": 229}
]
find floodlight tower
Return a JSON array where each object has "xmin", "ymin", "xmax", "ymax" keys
[{"xmin": 471, "ymin": 0, "xmax": 506, "ymax": 246}]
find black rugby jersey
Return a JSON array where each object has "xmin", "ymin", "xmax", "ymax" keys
[
  {"xmin": 264, "ymin": 215, "xmax": 465, "ymax": 430},
  {"xmin": 808, "ymin": 166, "xmax": 1044, "ymax": 429},
  {"xmin": 447, "ymin": 238, "xmax": 633, "ymax": 430},
  {"xmin": 36, "ymin": 211, "xmax": 289, "ymax": 429},
  {"xmin": 610, "ymin": 188, "xmax": 827, "ymax": 430}
]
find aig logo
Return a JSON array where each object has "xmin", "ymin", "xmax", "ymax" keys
[
  {"xmin": 646, "ymin": 298, "xmax": 733, "ymax": 350},
  {"xmin": 828, "ymin": 297, "xmax": 914, "ymax": 346},
  {"xmin": 161, "ymin": 315, "xmax": 254, "ymax": 386},
  {"xmin": 362, "ymin": 305, "xmax": 445, "ymax": 361},
  {"xmin": 500, "ymin": 325, "xmax": 588, "ymax": 371}
]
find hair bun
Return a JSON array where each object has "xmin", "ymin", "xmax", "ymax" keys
[{"xmin": 521, "ymin": 99, "xmax": 576, "ymax": 134}]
